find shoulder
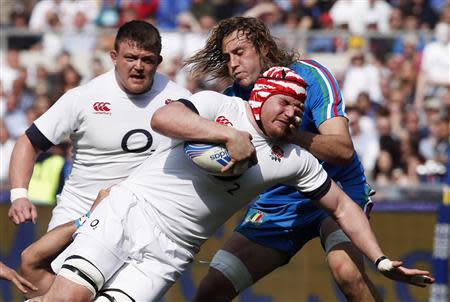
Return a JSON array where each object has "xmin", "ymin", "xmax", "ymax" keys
[
  {"xmin": 153, "ymin": 72, "xmax": 192, "ymax": 97},
  {"xmin": 190, "ymin": 91, "xmax": 242, "ymax": 111},
  {"xmin": 291, "ymin": 60, "xmax": 336, "ymax": 82},
  {"xmin": 191, "ymin": 90, "xmax": 225, "ymax": 102}
]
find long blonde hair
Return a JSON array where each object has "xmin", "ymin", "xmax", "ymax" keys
[{"xmin": 184, "ymin": 17, "xmax": 299, "ymax": 80}]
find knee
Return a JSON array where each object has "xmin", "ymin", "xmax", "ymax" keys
[{"xmin": 328, "ymin": 257, "xmax": 367, "ymax": 290}]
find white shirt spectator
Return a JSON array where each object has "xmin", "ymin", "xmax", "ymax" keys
[
  {"xmin": 343, "ymin": 51, "xmax": 382, "ymax": 105},
  {"xmin": 420, "ymin": 23, "xmax": 450, "ymax": 87},
  {"xmin": 0, "ymin": 122, "xmax": 15, "ymax": 185},
  {"xmin": 29, "ymin": 0, "xmax": 98, "ymax": 32},
  {"xmin": 330, "ymin": 0, "xmax": 392, "ymax": 34},
  {"xmin": 348, "ymin": 109, "xmax": 380, "ymax": 175}
]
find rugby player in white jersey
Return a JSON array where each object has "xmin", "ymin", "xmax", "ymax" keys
[
  {"xmin": 35, "ymin": 67, "xmax": 433, "ymax": 302},
  {"xmin": 8, "ymin": 20, "xmax": 191, "ymax": 296}
]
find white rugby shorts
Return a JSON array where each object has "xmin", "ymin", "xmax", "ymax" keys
[
  {"xmin": 54, "ymin": 184, "xmax": 194, "ymax": 299},
  {"xmin": 47, "ymin": 190, "xmax": 91, "ymax": 231}
]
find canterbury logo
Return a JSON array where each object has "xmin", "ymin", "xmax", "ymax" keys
[
  {"xmin": 93, "ymin": 102, "xmax": 111, "ymax": 114},
  {"xmin": 216, "ymin": 115, "xmax": 233, "ymax": 126}
]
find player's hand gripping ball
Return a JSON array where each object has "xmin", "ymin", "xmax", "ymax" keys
[{"xmin": 184, "ymin": 142, "xmax": 250, "ymax": 177}]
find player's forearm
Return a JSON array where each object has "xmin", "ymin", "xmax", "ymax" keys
[
  {"xmin": 317, "ymin": 182, "xmax": 384, "ymax": 263},
  {"xmin": 21, "ymin": 221, "xmax": 76, "ymax": 270},
  {"xmin": 291, "ymin": 131, "xmax": 354, "ymax": 165},
  {"xmin": 152, "ymin": 102, "xmax": 236, "ymax": 143},
  {"xmin": 9, "ymin": 135, "xmax": 40, "ymax": 188},
  {"xmin": 21, "ymin": 221, "xmax": 76, "ymax": 298}
]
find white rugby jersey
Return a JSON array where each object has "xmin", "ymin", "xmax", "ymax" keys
[
  {"xmin": 28, "ymin": 69, "xmax": 191, "ymax": 218},
  {"xmin": 123, "ymin": 90, "xmax": 329, "ymax": 252}
]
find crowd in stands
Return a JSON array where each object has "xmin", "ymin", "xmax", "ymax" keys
[{"xmin": 1, "ymin": 0, "xmax": 449, "ymax": 204}]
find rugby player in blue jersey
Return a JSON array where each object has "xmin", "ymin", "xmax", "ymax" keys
[{"xmin": 185, "ymin": 17, "xmax": 382, "ymax": 301}]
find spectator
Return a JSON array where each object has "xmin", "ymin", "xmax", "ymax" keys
[
  {"xmin": 356, "ymin": 91, "xmax": 379, "ymax": 119},
  {"xmin": 399, "ymin": 132, "xmax": 424, "ymax": 184},
  {"xmin": 0, "ymin": 81, "xmax": 6, "ymax": 119},
  {"xmin": 3, "ymin": 92, "xmax": 28, "ymax": 139},
  {"xmin": 0, "ymin": 48, "xmax": 21, "ymax": 95},
  {"xmin": 96, "ymin": 0, "xmax": 120, "ymax": 28},
  {"xmin": 29, "ymin": 0, "xmax": 97, "ymax": 31},
  {"xmin": 34, "ymin": 94, "xmax": 52, "ymax": 117},
  {"xmin": 160, "ymin": 12, "xmax": 206, "ymax": 68},
  {"xmin": 50, "ymin": 64, "xmax": 82, "ymax": 101},
  {"xmin": 9, "ymin": 3, "xmax": 29, "ymax": 28},
  {"xmin": 414, "ymin": 22, "xmax": 450, "ymax": 110},
  {"xmin": 364, "ymin": 0, "xmax": 392, "ymax": 34},
  {"xmin": 376, "ymin": 107, "xmax": 401, "ymax": 169},
  {"xmin": 392, "ymin": 34, "xmax": 423, "ymax": 70},
  {"xmin": 155, "ymin": 0, "xmax": 190, "ymax": 30},
  {"xmin": 403, "ymin": 108, "xmax": 427, "ymax": 145},
  {"xmin": 354, "ymin": 92, "xmax": 377, "ymax": 142},
  {"xmin": 420, "ymin": 112, "xmax": 449, "ymax": 165},
  {"xmin": 33, "ymin": 65, "xmax": 51, "ymax": 95},
  {"xmin": 89, "ymin": 57, "xmax": 107, "ymax": 80},
  {"xmin": 198, "ymin": 14, "xmax": 217, "ymax": 32},
  {"xmin": 342, "ymin": 49, "xmax": 383, "ymax": 105},
  {"xmin": 385, "ymin": 90, "xmax": 407, "ymax": 135},
  {"xmin": 373, "ymin": 150, "xmax": 395, "ymax": 185},
  {"xmin": 330, "ymin": 0, "xmax": 391, "ymax": 34},
  {"xmin": 63, "ymin": 11, "xmax": 98, "ymax": 56},
  {"xmin": 244, "ymin": 2, "xmax": 282, "ymax": 29},
  {"xmin": 39, "ymin": 10, "xmax": 64, "ymax": 59},
  {"xmin": 398, "ymin": 0, "xmax": 439, "ymax": 29},
  {"xmin": 119, "ymin": 0, "xmax": 158, "ymax": 25},
  {"xmin": 190, "ymin": 0, "xmax": 215, "ymax": 23},
  {"xmin": 0, "ymin": 120, "xmax": 15, "ymax": 188},
  {"xmin": 388, "ymin": 7, "xmax": 403, "ymax": 32},
  {"xmin": 348, "ymin": 106, "xmax": 380, "ymax": 176},
  {"xmin": 423, "ymin": 97, "xmax": 444, "ymax": 129}
]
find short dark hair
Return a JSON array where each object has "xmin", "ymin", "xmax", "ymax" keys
[
  {"xmin": 114, "ymin": 20, "xmax": 162, "ymax": 54},
  {"xmin": 184, "ymin": 17, "xmax": 299, "ymax": 80}
]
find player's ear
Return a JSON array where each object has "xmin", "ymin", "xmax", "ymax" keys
[
  {"xmin": 110, "ymin": 50, "xmax": 117, "ymax": 65},
  {"xmin": 261, "ymin": 45, "xmax": 269, "ymax": 57},
  {"xmin": 157, "ymin": 55, "xmax": 163, "ymax": 65}
]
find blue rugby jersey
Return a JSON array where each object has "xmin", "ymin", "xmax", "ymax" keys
[{"xmin": 225, "ymin": 60, "xmax": 368, "ymax": 213}]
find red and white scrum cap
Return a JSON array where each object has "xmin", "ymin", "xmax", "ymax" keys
[{"xmin": 249, "ymin": 66, "xmax": 307, "ymax": 120}]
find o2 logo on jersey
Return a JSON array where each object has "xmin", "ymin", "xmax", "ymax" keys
[
  {"xmin": 93, "ymin": 102, "xmax": 111, "ymax": 114},
  {"xmin": 90, "ymin": 219, "xmax": 100, "ymax": 230},
  {"xmin": 121, "ymin": 129, "xmax": 153, "ymax": 153}
]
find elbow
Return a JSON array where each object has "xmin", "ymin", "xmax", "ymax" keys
[
  {"xmin": 329, "ymin": 147, "xmax": 354, "ymax": 166},
  {"xmin": 150, "ymin": 108, "xmax": 166, "ymax": 134},
  {"xmin": 340, "ymin": 148, "xmax": 355, "ymax": 165}
]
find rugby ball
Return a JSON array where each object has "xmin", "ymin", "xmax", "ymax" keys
[{"xmin": 184, "ymin": 142, "xmax": 250, "ymax": 177}]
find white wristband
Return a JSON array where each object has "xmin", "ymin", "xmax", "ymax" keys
[
  {"xmin": 377, "ymin": 258, "xmax": 394, "ymax": 272},
  {"xmin": 10, "ymin": 188, "xmax": 28, "ymax": 203}
]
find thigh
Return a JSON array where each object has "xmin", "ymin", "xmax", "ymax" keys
[
  {"xmin": 56, "ymin": 186, "xmax": 138, "ymax": 281},
  {"xmin": 98, "ymin": 227, "xmax": 194, "ymax": 301},
  {"xmin": 98, "ymin": 263, "xmax": 174, "ymax": 302}
]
